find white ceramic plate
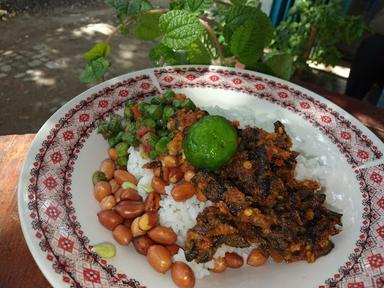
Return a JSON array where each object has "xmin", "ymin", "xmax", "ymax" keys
[{"xmin": 18, "ymin": 66, "xmax": 384, "ymax": 288}]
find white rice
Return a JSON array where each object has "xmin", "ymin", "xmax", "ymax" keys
[{"xmin": 127, "ymin": 105, "xmax": 335, "ymax": 279}]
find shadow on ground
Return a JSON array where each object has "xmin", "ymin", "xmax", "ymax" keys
[{"xmin": 0, "ymin": 1, "xmax": 155, "ymax": 135}]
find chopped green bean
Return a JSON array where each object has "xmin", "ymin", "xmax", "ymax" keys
[
  {"xmin": 149, "ymin": 149, "xmax": 159, "ymax": 160},
  {"xmin": 145, "ymin": 104, "xmax": 163, "ymax": 119},
  {"xmin": 173, "ymin": 99, "xmax": 183, "ymax": 108},
  {"xmin": 182, "ymin": 98, "xmax": 196, "ymax": 110},
  {"xmin": 142, "ymin": 118, "xmax": 156, "ymax": 128},
  {"xmin": 121, "ymin": 132, "xmax": 139, "ymax": 146},
  {"xmin": 150, "ymin": 96, "xmax": 162, "ymax": 104},
  {"xmin": 116, "ymin": 156, "xmax": 128, "ymax": 167},
  {"xmin": 124, "ymin": 106, "xmax": 133, "ymax": 120},
  {"xmin": 138, "ymin": 102, "xmax": 149, "ymax": 113},
  {"xmin": 155, "ymin": 136, "xmax": 171, "ymax": 155},
  {"xmin": 108, "ymin": 137, "xmax": 119, "ymax": 147},
  {"xmin": 142, "ymin": 132, "xmax": 158, "ymax": 147},
  {"xmin": 124, "ymin": 100, "xmax": 135, "ymax": 107},
  {"xmin": 162, "ymin": 106, "xmax": 175, "ymax": 121},
  {"xmin": 115, "ymin": 142, "xmax": 129, "ymax": 157}
]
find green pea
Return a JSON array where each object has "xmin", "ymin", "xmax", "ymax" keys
[
  {"xmin": 115, "ymin": 142, "xmax": 129, "ymax": 157},
  {"xmin": 116, "ymin": 156, "xmax": 128, "ymax": 167},
  {"xmin": 163, "ymin": 106, "xmax": 175, "ymax": 122},
  {"xmin": 92, "ymin": 171, "xmax": 107, "ymax": 185}
]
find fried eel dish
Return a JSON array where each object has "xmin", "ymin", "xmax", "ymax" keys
[{"xmin": 185, "ymin": 122, "xmax": 342, "ymax": 264}]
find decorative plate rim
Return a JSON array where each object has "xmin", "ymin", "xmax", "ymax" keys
[{"xmin": 18, "ymin": 65, "xmax": 384, "ymax": 288}]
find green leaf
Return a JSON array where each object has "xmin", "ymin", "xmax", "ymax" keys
[
  {"xmin": 230, "ymin": 21, "xmax": 264, "ymax": 66},
  {"xmin": 159, "ymin": 10, "xmax": 204, "ymax": 49},
  {"xmin": 80, "ymin": 57, "xmax": 110, "ymax": 83},
  {"xmin": 224, "ymin": 6, "xmax": 273, "ymax": 47},
  {"xmin": 133, "ymin": 11, "xmax": 162, "ymax": 40},
  {"xmin": 262, "ymin": 52, "xmax": 294, "ymax": 80},
  {"xmin": 149, "ymin": 43, "xmax": 177, "ymax": 66},
  {"xmin": 188, "ymin": 40, "xmax": 212, "ymax": 64},
  {"xmin": 127, "ymin": 0, "xmax": 152, "ymax": 16},
  {"xmin": 186, "ymin": 0, "xmax": 204, "ymax": 11},
  {"xmin": 229, "ymin": 0, "xmax": 247, "ymax": 5},
  {"xmin": 84, "ymin": 42, "xmax": 111, "ymax": 61},
  {"xmin": 105, "ymin": 0, "xmax": 152, "ymax": 17}
]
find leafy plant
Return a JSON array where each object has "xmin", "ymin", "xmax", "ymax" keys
[
  {"xmin": 80, "ymin": 0, "xmax": 296, "ymax": 83},
  {"xmin": 80, "ymin": 0, "xmax": 365, "ymax": 83},
  {"xmin": 272, "ymin": 0, "xmax": 367, "ymax": 76}
]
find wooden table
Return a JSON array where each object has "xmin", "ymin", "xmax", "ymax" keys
[{"xmin": 0, "ymin": 93, "xmax": 383, "ymax": 288}]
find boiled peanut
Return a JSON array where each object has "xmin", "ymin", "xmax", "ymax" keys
[
  {"xmin": 162, "ymin": 155, "xmax": 178, "ymax": 168},
  {"xmin": 100, "ymin": 159, "xmax": 115, "ymax": 180},
  {"xmin": 115, "ymin": 200, "xmax": 144, "ymax": 219},
  {"xmin": 151, "ymin": 176, "xmax": 166, "ymax": 194},
  {"xmin": 171, "ymin": 261, "xmax": 195, "ymax": 288},
  {"xmin": 94, "ymin": 181, "xmax": 112, "ymax": 202},
  {"xmin": 108, "ymin": 148, "xmax": 117, "ymax": 161},
  {"xmin": 120, "ymin": 189, "xmax": 142, "ymax": 201},
  {"xmin": 114, "ymin": 170, "xmax": 137, "ymax": 185},
  {"xmin": 144, "ymin": 192, "xmax": 161, "ymax": 212},
  {"xmin": 109, "ymin": 179, "xmax": 120, "ymax": 194},
  {"xmin": 171, "ymin": 182, "xmax": 196, "ymax": 202},
  {"xmin": 133, "ymin": 235, "xmax": 154, "ymax": 255},
  {"xmin": 131, "ymin": 217, "xmax": 146, "ymax": 237},
  {"xmin": 114, "ymin": 188, "xmax": 123, "ymax": 203},
  {"xmin": 138, "ymin": 212, "xmax": 158, "ymax": 231},
  {"xmin": 225, "ymin": 252, "xmax": 244, "ymax": 268},
  {"xmin": 166, "ymin": 244, "xmax": 180, "ymax": 256},
  {"xmin": 247, "ymin": 248, "xmax": 268, "ymax": 267},
  {"xmin": 147, "ymin": 245, "xmax": 173, "ymax": 273},
  {"xmin": 210, "ymin": 257, "xmax": 226, "ymax": 273},
  {"xmin": 112, "ymin": 224, "xmax": 133, "ymax": 245},
  {"xmin": 98, "ymin": 210, "xmax": 123, "ymax": 230},
  {"xmin": 100, "ymin": 195, "xmax": 117, "ymax": 210},
  {"xmin": 169, "ymin": 168, "xmax": 184, "ymax": 184},
  {"xmin": 183, "ymin": 171, "xmax": 195, "ymax": 182},
  {"xmin": 147, "ymin": 226, "xmax": 177, "ymax": 245}
]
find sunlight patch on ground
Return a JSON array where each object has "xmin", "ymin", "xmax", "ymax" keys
[
  {"xmin": 26, "ymin": 69, "xmax": 56, "ymax": 86},
  {"xmin": 308, "ymin": 62, "xmax": 351, "ymax": 79},
  {"xmin": 72, "ymin": 23, "xmax": 114, "ymax": 37}
]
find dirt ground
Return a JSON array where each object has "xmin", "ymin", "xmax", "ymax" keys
[{"xmin": 0, "ymin": 1, "xmax": 158, "ymax": 135}]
